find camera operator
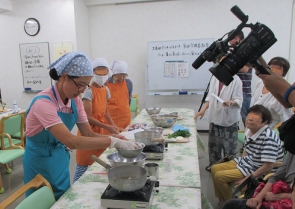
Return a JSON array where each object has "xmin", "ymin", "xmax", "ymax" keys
[
  {"xmin": 228, "ymin": 29, "xmax": 253, "ymax": 127},
  {"xmin": 194, "ymin": 55, "xmax": 243, "ymax": 172}
]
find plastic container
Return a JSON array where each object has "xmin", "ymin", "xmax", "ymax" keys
[{"xmin": 13, "ymin": 101, "xmax": 18, "ymax": 113}]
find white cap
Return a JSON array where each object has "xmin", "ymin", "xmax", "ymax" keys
[
  {"xmin": 92, "ymin": 58, "xmax": 109, "ymax": 70},
  {"xmin": 110, "ymin": 60, "xmax": 128, "ymax": 75}
]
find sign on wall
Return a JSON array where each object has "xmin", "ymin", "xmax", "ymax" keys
[
  {"xmin": 53, "ymin": 42, "xmax": 73, "ymax": 60},
  {"xmin": 147, "ymin": 38, "xmax": 214, "ymax": 92},
  {"xmin": 19, "ymin": 42, "xmax": 52, "ymax": 91}
]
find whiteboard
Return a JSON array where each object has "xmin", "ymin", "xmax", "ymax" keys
[
  {"xmin": 19, "ymin": 42, "xmax": 52, "ymax": 91},
  {"xmin": 147, "ymin": 38, "xmax": 214, "ymax": 92}
]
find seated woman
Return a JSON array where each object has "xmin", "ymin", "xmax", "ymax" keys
[
  {"xmin": 211, "ymin": 105, "xmax": 284, "ymax": 209},
  {"xmin": 251, "ymin": 57, "xmax": 293, "ymax": 129},
  {"xmin": 221, "ymin": 152, "xmax": 295, "ymax": 209}
]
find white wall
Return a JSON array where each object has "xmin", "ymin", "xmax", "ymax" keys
[
  {"xmin": 87, "ymin": 0, "xmax": 293, "ymax": 129},
  {"xmin": 74, "ymin": 0, "xmax": 90, "ymax": 56},
  {"xmin": 0, "ymin": 0, "xmax": 77, "ymax": 109}
]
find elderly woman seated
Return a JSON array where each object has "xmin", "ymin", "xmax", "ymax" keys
[{"xmin": 211, "ymin": 105, "xmax": 284, "ymax": 209}]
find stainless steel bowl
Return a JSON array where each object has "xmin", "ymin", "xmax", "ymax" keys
[
  {"xmin": 134, "ymin": 130, "xmax": 162, "ymax": 145},
  {"xmin": 145, "ymin": 108, "xmax": 161, "ymax": 115},
  {"xmin": 117, "ymin": 142, "xmax": 145, "ymax": 158},
  {"xmin": 144, "ymin": 127, "xmax": 164, "ymax": 134},
  {"xmin": 169, "ymin": 112, "xmax": 178, "ymax": 116},
  {"xmin": 150, "ymin": 114, "xmax": 178, "ymax": 128},
  {"xmin": 106, "ymin": 152, "xmax": 146, "ymax": 167}
]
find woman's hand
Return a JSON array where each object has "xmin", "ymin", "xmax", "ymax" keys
[
  {"xmin": 246, "ymin": 197, "xmax": 263, "ymax": 209},
  {"xmin": 223, "ymin": 100, "xmax": 235, "ymax": 107},
  {"xmin": 264, "ymin": 192, "xmax": 284, "ymax": 201},
  {"xmin": 231, "ymin": 176, "xmax": 248, "ymax": 187},
  {"xmin": 291, "ymin": 185, "xmax": 295, "ymax": 209},
  {"xmin": 194, "ymin": 111, "xmax": 205, "ymax": 120},
  {"xmin": 107, "ymin": 125, "xmax": 120, "ymax": 134},
  {"xmin": 111, "ymin": 134, "xmax": 127, "ymax": 141},
  {"xmin": 116, "ymin": 127, "xmax": 126, "ymax": 132}
]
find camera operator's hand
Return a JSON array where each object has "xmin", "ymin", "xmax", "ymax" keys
[
  {"xmin": 246, "ymin": 56, "xmax": 269, "ymax": 71},
  {"xmin": 258, "ymin": 70, "xmax": 288, "ymax": 94},
  {"xmin": 258, "ymin": 70, "xmax": 295, "ymax": 108}
]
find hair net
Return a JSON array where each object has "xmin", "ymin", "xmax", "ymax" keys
[
  {"xmin": 92, "ymin": 58, "xmax": 109, "ymax": 70},
  {"xmin": 110, "ymin": 60, "xmax": 128, "ymax": 75},
  {"xmin": 48, "ymin": 51, "xmax": 93, "ymax": 76}
]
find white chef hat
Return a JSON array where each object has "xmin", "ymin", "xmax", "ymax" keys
[
  {"xmin": 92, "ymin": 58, "xmax": 109, "ymax": 70},
  {"xmin": 110, "ymin": 60, "xmax": 128, "ymax": 75}
]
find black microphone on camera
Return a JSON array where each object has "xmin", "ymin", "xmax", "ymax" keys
[{"xmin": 192, "ymin": 40, "xmax": 220, "ymax": 69}]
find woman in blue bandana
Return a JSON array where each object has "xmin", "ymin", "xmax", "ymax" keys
[{"xmin": 23, "ymin": 52, "xmax": 140, "ymax": 200}]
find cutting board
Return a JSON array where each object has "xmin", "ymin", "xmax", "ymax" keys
[{"xmin": 164, "ymin": 137, "xmax": 190, "ymax": 143}]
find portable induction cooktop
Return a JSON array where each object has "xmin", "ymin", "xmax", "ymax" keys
[
  {"xmin": 142, "ymin": 143, "xmax": 166, "ymax": 160},
  {"xmin": 101, "ymin": 179, "xmax": 159, "ymax": 209}
]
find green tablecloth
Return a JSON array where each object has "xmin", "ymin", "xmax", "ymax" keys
[{"xmin": 51, "ymin": 108, "xmax": 212, "ymax": 209}]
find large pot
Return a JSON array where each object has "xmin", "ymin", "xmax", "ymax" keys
[
  {"xmin": 91, "ymin": 155, "xmax": 147, "ymax": 192},
  {"xmin": 108, "ymin": 165, "xmax": 147, "ymax": 192},
  {"xmin": 107, "ymin": 152, "xmax": 146, "ymax": 167},
  {"xmin": 134, "ymin": 130, "xmax": 164, "ymax": 145}
]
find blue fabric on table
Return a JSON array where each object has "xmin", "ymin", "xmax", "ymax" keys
[{"xmin": 172, "ymin": 124, "xmax": 189, "ymax": 132}]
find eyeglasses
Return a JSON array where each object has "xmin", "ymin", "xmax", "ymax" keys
[
  {"xmin": 68, "ymin": 75, "xmax": 89, "ymax": 91},
  {"xmin": 270, "ymin": 66, "xmax": 283, "ymax": 74}
]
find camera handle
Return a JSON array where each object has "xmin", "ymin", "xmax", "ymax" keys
[
  {"xmin": 198, "ymin": 75, "xmax": 213, "ymax": 112},
  {"xmin": 250, "ymin": 60, "xmax": 271, "ymax": 75}
]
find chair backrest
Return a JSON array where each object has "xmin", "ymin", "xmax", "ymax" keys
[
  {"xmin": 0, "ymin": 174, "xmax": 55, "ymax": 209},
  {"xmin": 237, "ymin": 130, "xmax": 245, "ymax": 144},
  {"xmin": 1, "ymin": 114, "xmax": 22, "ymax": 135},
  {"xmin": 130, "ymin": 94, "xmax": 139, "ymax": 118},
  {"xmin": 0, "ymin": 111, "xmax": 25, "ymax": 148},
  {"xmin": 15, "ymin": 186, "xmax": 55, "ymax": 209}
]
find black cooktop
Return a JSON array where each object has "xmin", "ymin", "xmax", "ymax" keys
[
  {"xmin": 142, "ymin": 143, "xmax": 165, "ymax": 153},
  {"xmin": 101, "ymin": 179, "xmax": 159, "ymax": 202}
]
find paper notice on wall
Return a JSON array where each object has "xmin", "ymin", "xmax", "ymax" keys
[
  {"xmin": 53, "ymin": 42, "xmax": 73, "ymax": 60},
  {"xmin": 177, "ymin": 61, "xmax": 189, "ymax": 77},
  {"xmin": 164, "ymin": 61, "xmax": 176, "ymax": 77}
]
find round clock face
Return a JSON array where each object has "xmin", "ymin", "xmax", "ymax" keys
[{"xmin": 24, "ymin": 18, "xmax": 40, "ymax": 36}]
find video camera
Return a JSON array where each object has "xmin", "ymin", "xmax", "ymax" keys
[{"xmin": 192, "ymin": 5, "xmax": 276, "ymax": 85}]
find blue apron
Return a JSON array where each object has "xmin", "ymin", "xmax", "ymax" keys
[{"xmin": 23, "ymin": 86, "xmax": 78, "ymax": 200}]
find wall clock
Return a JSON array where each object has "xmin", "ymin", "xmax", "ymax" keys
[{"xmin": 24, "ymin": 18, "xmax": 40, "ymax": 36}]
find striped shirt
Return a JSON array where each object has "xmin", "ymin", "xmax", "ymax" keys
[
  {"xmin": 234, "ymin": 125, "xmax": 284, "ymax": 176},
  {"xmin": 237, "ymin": 68, "xmax": 252, "ymax": 97}
]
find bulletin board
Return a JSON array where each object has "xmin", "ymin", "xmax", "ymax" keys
[
  {"xmin": 19, "ymin": 42, "xmax": 52, "ymax": 91},
  {"xmin": 147, "ymin": 38, "xmax": 214, "ymax": 93}
]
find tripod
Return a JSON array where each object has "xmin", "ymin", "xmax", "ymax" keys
[{"xmin": 198, "ymin": 75, "xmax": 213, "ymax": 112}]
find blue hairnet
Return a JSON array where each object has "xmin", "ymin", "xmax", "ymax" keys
[{"xmin": 48, "ymin": 52, "xmax": 93, "ymax": 76}]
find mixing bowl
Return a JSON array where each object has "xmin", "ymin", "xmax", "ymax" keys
[
  {"xmin": 150, "ymin": 114, "xmax": 178, "ymax": 128},
  {"xmin": 134, "ymin": 130, "xmax": 162, "ymax": 145},
  {"xmin": 145, "ymin": 108, "xmax": 161, "ymax": 115},
  {"xmin": 144, "ymin": 127, "xmax": 164, "ymax": 134},
  {"xmin": 117, "ymin": 142, "xmax": 145, "ymax": 158}
]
